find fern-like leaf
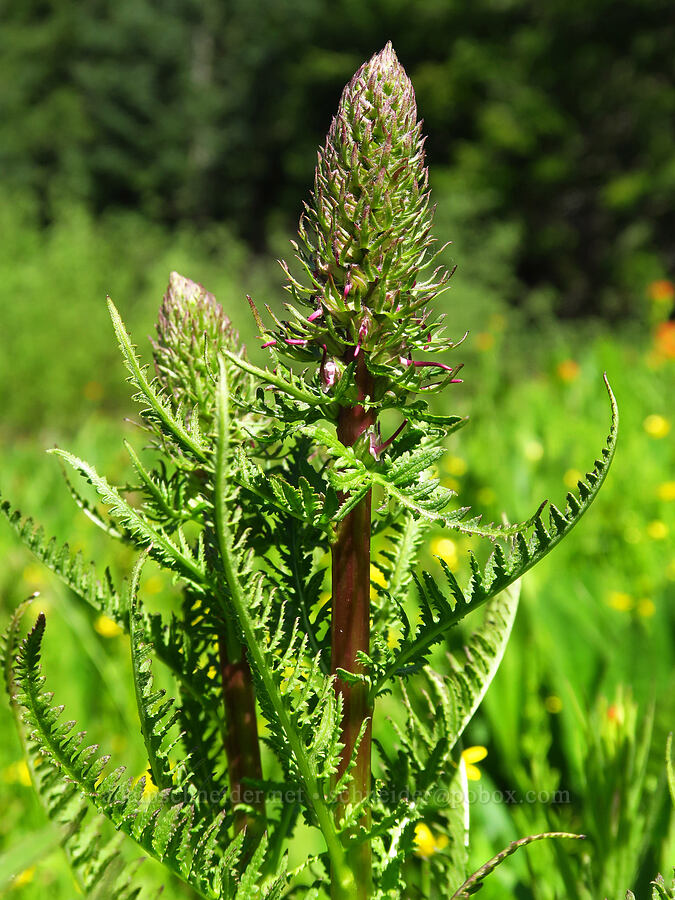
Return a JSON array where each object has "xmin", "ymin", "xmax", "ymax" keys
[
  {"xmin": 8, "ymin": 609, "xmax": 261, "ymax": 899},
  {"xmin": 373, "ymin": 376, "xmax": 617, "ymax": 690},
  {"xmin": 128, "ymin": 554, "xmax": 182, "ymax": 793},
  {"xmin": 48, "ymin": 449, "xmax": 208, "ymax": 587},
  {"xmin": 0, "ymin": 494, "xmax": 125, "ymax": 622},
  {"xmin": 108, "ymin": 299, "xmax": 208, "ymax": 463}
]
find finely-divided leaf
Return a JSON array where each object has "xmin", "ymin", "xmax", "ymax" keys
[
  {"xmin": 430, "ymin": 581, "xmax": 520, "ymax": 750},
  {"xmin": 646, "ymin": 872, "xmax": 675, "ymax": 900},
  {"xmin": 221, "ymin": 348, "xmax": 331, "ymax": 411},
  {"xmin": 303, "ymin": 424, "xmax": 549, "ymax": 539},
  {"xmin": 49, "ymin": 449, "xmax": 208, "ymax": 587},
  {"xmin": 128, "ymin": 555, "xmax": 182, "ymax": 793},
  {"xmin": 364, "ymin": 593, "xmax": 519, "ymax": 896},
  {"xmin": 108, "ymin": 299, "xmax": 208, "ymax": 463},
  {"xmin": 373, "ymin": 376, "xmax": 617, "ymax": 689},
  {"xmin": 0, "ymin": 493, "xmax": 125, "ymax": 623},
  {"xmin": 3, "ymin": 605, "xmax": 154, "ymax": 899},
  {"xmin": 7, "ymin": 609, "xmax": 265, "ymax": 900},
  {"xmin": 236, "ymin": 449, "xmax": 333, "ymax": 533}
]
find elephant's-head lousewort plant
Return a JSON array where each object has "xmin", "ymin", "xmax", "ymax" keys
[{"xmin": 1, "ymin": 44, "xmax": 618, "ymax": 900}]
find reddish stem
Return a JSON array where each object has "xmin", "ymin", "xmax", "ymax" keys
[
  {"xmin": 331, "ymin": 352, "xmax": 375, "ymax": 897},
  {"xmin": 218, "ymin": 634, "xmax": 266, "ymax": 840}
]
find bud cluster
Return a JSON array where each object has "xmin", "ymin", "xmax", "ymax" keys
[
  {"xmin": 152, "ymin": 271, "xmax": 251, "ymax": 430},
  {"xmin": 260, "ymin": 43, "xmax": 462, "ymax": 404}
]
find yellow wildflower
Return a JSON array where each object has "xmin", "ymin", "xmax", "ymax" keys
[
  {"xmin": 556, "ymin": 359, "xmax": 580, "ymax": 382},
  {"xmin": 544, "ymin": 695, "xmax": 563, "ymax": 714},
  {"xmin": 637, "ymin": 598, "xmax": 656, "ymax": 618},
  {"xmin": 657, "ymin": 482, "xmax": 675, "ymax": 502},
  {"xmin": 370, "ymin": 564, "xmax": 386, "ymax": 588},
  {"xmin": 12, "ymin": 867, "xmax": 36, "ymax": 888},
  {"xmin": 643, "ymin": 414, "xmax": 670, "ymax": 439},
  {"xmin": 607, "ymin": 591, "xmax": 633, "ymax": 612},
  {"xmin": 414, "ymin": 823, "xmax": 449, "ymax": 859},
  {"xmin": 94, "ymin": 615, "xmax": 123, "ymax": 638},
  {"xmin": 647, "ymin": 520, "xmax": 669, "ymax": 540},
  {"xmin": 563, "ymin": 469, "xmax": 583, "ymax": 490},
  {"xmin": 134, "ymin": 771, "xmax": 158, "ymax": 797},
  {"xmin": 430, "ymin": 537, "xmax": 458, "ymax": 572},
  {"xmin": 444, "ymin": 456, "xmax": 467, "ymax": 477},
  {"xmin": 462, "ymin": 745, "xmax": 487, "ymax": 781},
  {"xmin": 3, "ymin": 760, "xmax": 31, "ymax": 786}
]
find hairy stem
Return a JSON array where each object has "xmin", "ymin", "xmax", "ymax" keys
[
  {"xmin": 218, "ymin": 632, "xmax": 266, "ymax": 839},
  {"xmin": 331, "ymin": 353, "xmax": 375, "ymax": 898}
]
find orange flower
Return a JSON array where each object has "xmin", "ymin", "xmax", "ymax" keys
[
  {"xmin": 648, "ymin": 280, "xmax": 675, "ymax": 303},
  {"xmin": 556, "ymin": 359, "xmax": 580, "ymax": 382},
  {"xmin": 654, "ymin": 321, "xmax": 675, "ymax": 359}
]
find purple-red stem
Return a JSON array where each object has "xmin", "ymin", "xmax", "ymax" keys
[
  {"xmin": 331, "ymin": 353, "xmax": 375, "ymax": 898},
  {"xmin": 218, "ymin": 634, "xmax": 266, "ymax": 840}
]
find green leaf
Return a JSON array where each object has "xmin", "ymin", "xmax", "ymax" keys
[
  {"xmin": 48, "ymin": 448, "xmax": 208, "ymax": 586},
  {"xmin": 8, "ymin": 610, "xmax": 246, "ymax": 900},
  {"xmin": 221, "ymin": 348, "xmax": 328, "ymax": 410},
  {"xmin": 0, "ymin": 493, "xmax": 124, "ymax": 622},
  {"xmin": 375, "ymin": 375, "xmax": 618, "ymax": 688},
  {"xmin": 441, "ymin": 581, "xmax": 520, "ymax": 748},
  {"xmin": 108, "ymin": 298, "xmax": 208, "ymax": 462},
  {"xmin": 236, "ymin": 449, "xmax": 331, "ymax": 532},
  {"xmin": 128, "ymin": 554, "xmax": 180, "ymax": 793}
]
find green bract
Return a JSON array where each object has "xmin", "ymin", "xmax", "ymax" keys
[{"xmin": 2, "ymin": 45, "xmax": 618, "ymax": 900}]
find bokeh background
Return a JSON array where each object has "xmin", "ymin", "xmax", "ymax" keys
[{"xmin": 1, "ymin": 1, "xmax": 673, "ymax": 897}]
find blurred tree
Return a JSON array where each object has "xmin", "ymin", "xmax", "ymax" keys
[{"xmin": 1, "ymin": 0, "xmax": 673, "ymax": 316}]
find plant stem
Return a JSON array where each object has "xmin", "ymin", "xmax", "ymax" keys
[
  {"xmin": 218, "ymin": 631, "xmax": 266, "ymax": 839},
  {"xmin": 215, "ymin": 361, "xmax": 355, "ymax": 897},
  {"xmin": 331, "ymin": 352, "xmax": 375, "ymax": 898}
]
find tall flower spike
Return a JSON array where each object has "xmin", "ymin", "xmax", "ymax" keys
[{"xmin": 267, "ymin": 43, "xmax": 458, "ymax": 403}]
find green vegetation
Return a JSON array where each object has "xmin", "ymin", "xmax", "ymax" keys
[
  {"xmin": 2, "ymin": 0, "xmax": 674, "ymax": 319},
  {"xmin": 1, "ymin": 228, "xmax": 673, "ymax": 896},
  {"xmin": 0, "ymin": 13, "xmax": 673, "ymax": 900}
]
